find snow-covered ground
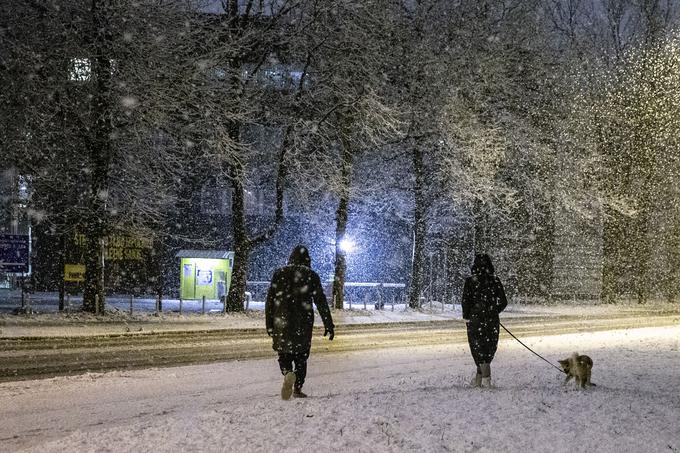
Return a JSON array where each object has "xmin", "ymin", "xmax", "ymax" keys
[
  {"xmin": 2, "ymin": 299, "xmax": 677, "ymax": 337},
  {"xmin": 1, "ymin": 326, "xmax": 679, "ymax": 452},
  {"xmin": 0, "ymin": 303, "xmax": 465, "ymax": 337}
]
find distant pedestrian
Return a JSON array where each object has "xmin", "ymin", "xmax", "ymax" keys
[
  {"xmin": 461, "ymin": 254, "xmax": 508, "ymax": 388},
  {"xmin": 265, "ymin": 245, "xmax": 335, "ymax": 400}
]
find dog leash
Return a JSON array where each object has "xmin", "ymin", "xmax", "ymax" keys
[{"xmin": 499, "ymin": 322, "xmax": 566, "ymax": 374}]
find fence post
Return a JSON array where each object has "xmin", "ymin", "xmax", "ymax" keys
[
  {"xmin": 391, "ymin": 294, "xmax": 395, "ymax": 311},
  {"xmin": 222, "ymin": 296, "xmax": 226, "ymax": 315},
  {"xmin": 443, "ymin": 252, "xmax": 448, "ymax": 312},
  {"xmin": 179, "ymin": 297, "xmax": 183, "ymax": 315},
  {"xmin": 349, "ymin": 296, "xmax": 352, "ymax": 311},
  {"xmin": 129, "ymin": 295, "xmax": 133, "ymax": 315},
  {"xmin": 202, "ymin": 295, "xmax": 206, "ymax": 315},
  {"xmin": 363, "ymin": 293, "xmax": 367, "ymax": 310},
  {"xmin": 95, "ymin": 294, "xmax": 99, "ymax": 315},
  {"xmin": 66, "ymin": 294, "xmax": 71, "ymax": 312}
]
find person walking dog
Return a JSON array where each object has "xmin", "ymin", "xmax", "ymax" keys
[
  {"xmin": 265, "ymin": 245, "xmax": 335, "ymax": 400},
  {"xmin": 461, "ymin": 254, "xmax": 508, "ymax": 388}
]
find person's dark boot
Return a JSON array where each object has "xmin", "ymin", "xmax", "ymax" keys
[
  {"xmin": 293, "ymin": 388, "xmax": 308, "ymax": 398},
  {"xmin": 281, "ymin": 371, "xmax": 296, "ymax": 400}
]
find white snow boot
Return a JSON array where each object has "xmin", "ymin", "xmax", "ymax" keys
[
  {"xmin": 281, "ymin": 371, "xmax": 296, "ymax": 400},
  {"xmin": 480, "ymin": 364, "xmax": 492, "ymax": 388}
]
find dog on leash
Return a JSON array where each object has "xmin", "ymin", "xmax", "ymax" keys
[{"xmin": 558, "ymin": 353, "xmax": 595, "ymax": 388}]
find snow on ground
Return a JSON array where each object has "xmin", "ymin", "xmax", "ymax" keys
[
  {"xmin": 1, "ymin": 326, "xmax": 679, "ymax": 452},
  {"xmin": 0, "ymin": 303, "xmax": 464, "ymax": 337},
  {"xmin": 2, "ymin": 300, "xmax": 678, "ymax": 337}
]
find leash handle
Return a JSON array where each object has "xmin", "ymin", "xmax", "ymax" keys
[{"xmin": 499, "ymin": 322, "xmax": 566, "ymax": 374}]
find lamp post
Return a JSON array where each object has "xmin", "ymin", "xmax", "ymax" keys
[
  {"xmin": 333, "ymin": 235, "xmax": 356, "ymax": 310},
  {"xmin": 339, "ymin": 237, "xmax": 355, "ymax": 254}
]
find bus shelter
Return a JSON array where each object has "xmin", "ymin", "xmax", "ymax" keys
[{"xmin": 176, "ymin": 250, "xmax": 234, "ymax": 301}]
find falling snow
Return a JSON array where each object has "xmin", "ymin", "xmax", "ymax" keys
[{"xmin": 1, "ymin": 1, "xmax": 680, "ymax": 451}]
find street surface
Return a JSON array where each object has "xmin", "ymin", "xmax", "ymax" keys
[
  {"xmin": 1, "ymin": 311, "xmax": 678, "ymax": 381},
  {"xmin": 1, "ymin": 321, "xmax": 679, "ymax": 452}
]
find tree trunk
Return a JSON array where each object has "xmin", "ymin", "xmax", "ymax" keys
[
  {"xmin": 219, "ymin": 4, "xmax": 295, "ymax": 312},
  {"xmin": 58, "ymin": 232, "xmax": 65, "ymax": 311},
  {"xmin": 153, "ymin": 239, "xmax": 164, "ymax": 312},
  {"xmin": 224, "ymin": 121, "xmax": 289, "ymax": 311},
  {"xmin": 601, "ymin": 208, "xmax": 622, "ymax": 304},
  {"xmin": 539, "ymin": 204, "xmax": 555, "ymax": 300},
  {"xmin": 83, "ymin": 235, "xmax": 105, "ymax": 313},
  {"xmin": 332, "ymin": 130, "xmax": 354, "ymax": 310},
  {"xmin": 666, "ymin": 217, "xmax": 680, "ymax": 303},
  {"xmin": 409, "ymin": 147, "xmax": 426, "ymax": 309},
  {"xmin": 631, "ymin": 203, "xmax": 651, "ymax": 304},
  {"xmin": 82, "ymin": 0, "xmax": 113, "ymax": 313},
  {"xmin": 472, "ymin": 200, "xmax": 489, "ymax": 254},
  {"xmin": 227, "ymin": 239, "xmax": 250, "ymax": 311},
  {"xmin": 226, "ymin": 165, "xmax": 249, "ymax": 312}
]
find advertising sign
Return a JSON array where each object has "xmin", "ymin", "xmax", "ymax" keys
[
  {"xmin": 196, "ymin": 269, "xmax": 213, "ymax": 286},
  {"xmin": 64, "ymin": 264, "xmax": 86, "ymax": 282},
  {"xmin": 0, "ymin": 235, "xmax": 30, "ymax": 273}
]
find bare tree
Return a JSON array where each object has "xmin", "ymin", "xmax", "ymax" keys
[
  {"xmin": 1, "ymin": 1, "xmax": 210, "ymax": 312},
  {"xmin": 276, "ymin": 1, "xmax": 401, "ymax": 310},
  {"xmin": 572, "ymin": 34, "xmax": 680, "ymax": 303}
]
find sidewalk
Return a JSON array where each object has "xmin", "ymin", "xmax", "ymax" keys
[{"xmin": 1, "ymin": 298, "xmax": 678, "ymax": 338}]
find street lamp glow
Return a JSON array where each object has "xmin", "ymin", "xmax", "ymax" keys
[{"xmin": 339, "ymin": 237, "xmax": 356, "ymax": 253}]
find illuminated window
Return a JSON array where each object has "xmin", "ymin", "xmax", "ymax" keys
[
  {"xmin": 69, "ymin": 58, "xmax": 91, "ymax": 81},
  {"xmin": 240, "ymin": 63, "xmax": 310, "ymax": 90},
  {"xmin": 17, "ymin": 175, "xmax": 31, "ymax": 206}
]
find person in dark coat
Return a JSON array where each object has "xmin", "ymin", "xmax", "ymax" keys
[
  {"xmin": 265, "ymin": 245, "xmax": 334, "ymax": 400},
  {"xmin": 461, "ymin": 254, "xmax": 508, "ymax": 387}
]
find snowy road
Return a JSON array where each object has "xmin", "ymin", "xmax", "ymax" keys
[
  {"xmin": 2, "ymin": 312, "xmax": 678, "ymax": 381},
  {"xmin": 1, "ymin": 325, "xmax": 679, "ymax": 452}
]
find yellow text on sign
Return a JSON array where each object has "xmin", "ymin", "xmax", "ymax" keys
[{"xmin": 64, "ymin": 264, "xmax": 86, "ymax": 282}]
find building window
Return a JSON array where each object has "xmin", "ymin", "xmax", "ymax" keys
[
  {"xmin": 201, "ymin": 186, "xmax": 232, "ymax": 215},
  {"xmin": 200, "ymin": 185, "xmax": 274, "ymax": 216},
  {"xmin": 245, "ymin": 187, "xmax": 267, "ymax": 216},
  {"xmin": 69, "ymin": 58, "xmax": 91, "ymax": 82}
]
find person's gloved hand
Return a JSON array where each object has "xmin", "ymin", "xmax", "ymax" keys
[{"xmin": 324, "ymin": 327, "xmax": 335, "ymax": 341}]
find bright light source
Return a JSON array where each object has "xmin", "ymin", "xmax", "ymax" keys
[
  {"xmin": 339, "ymin": 237, "xmax": 356, "ymax": 253},
  {"xmin": 69, "ymin": 58, "xmax": 91, "ymax": 82}
]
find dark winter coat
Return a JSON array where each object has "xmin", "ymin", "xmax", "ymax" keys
[
  {"xmin": 461, "ymin": 256, "xmax": 508, "ymax": 365},
  {"xmin": 265, "ymin": 246, "xmax": 334, "ymax": 354}
]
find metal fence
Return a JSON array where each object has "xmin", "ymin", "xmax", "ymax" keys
[{"xmin": 0, "ymin": 279, "xmax": 458, "ymax": 314}]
